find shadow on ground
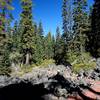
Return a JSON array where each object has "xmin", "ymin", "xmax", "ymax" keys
[{"xmin": 0, "ymin": 82, "xmax": 49, "ymax": 100}]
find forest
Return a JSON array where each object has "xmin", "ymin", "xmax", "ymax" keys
[{"xmin": 0, "ymin": 0, "xmax": 100, "ymax": 75}]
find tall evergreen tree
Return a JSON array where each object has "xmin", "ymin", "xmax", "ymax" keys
[
  {"xmin": 33, "ymin": 22, "xmax": 45, "ymax": 64},
  {"xmin": 20, "ymin": 0, "xmax": 35, "ymax": 65},
  {"xmin": 62, "ymin": 0, "xmax": 69, "ymax": 43},
  {"xmin": 34, "ymin": 23, "xmax": 38, "ymax": 36},
  {"xmin": 62, "ymin": 0, "xmax": 73, "ymax": 40},
  {"xmin": 56, "ymin": 27, "xmax": 61, "ymax": 42},
  {"xmin": 85, "ymin": 6, "xmax": 93, "ymax": 54},
  {"xmin": 0, "ymin": 0, "xmax": 13, "ymax": 67},
  {"xmin": 90, "ymin": 0, "xmax": 100, "ymax": 57},
  {"xmin": 44, "ymin": 32, "xmax": 54, "ymax": 59},
  {"xmin": 73, "ymin": 0, "xmax": 88, "ymax": 57},
  {"xmin": 61, "ymin": 0, "xmax": 73, "ymax": 62},
  {"xmin": 38, "ymin": 21, "xmax": 44, "ymax": 36},
  {"xmin": 9, "ymin": 21, "xmax": 23, "ymax": 66},
  {"xmin": 54, "ymin": 27, "xmax": 63, "ymax": 64}
]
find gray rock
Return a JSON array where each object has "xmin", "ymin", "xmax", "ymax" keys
[
  {"xmin": 77, "ymin": 69, "xmax": 84, "ymax": 78},
  {"xmin": 58, "ymin": 97, "xmax": 66, "ymax": 100},
  {"xmin": 96, "ymin": 58, "xmax": 100, "ymax": 68},
  {"xmin": 42, "ymin": 94, "xmax": 58, "ymax": 100},
  {"xmin": 0, "ymin": 64, "xmax": 100, "ymax": 100},
  {"xmin": 55, "ymin": 88, "xmax": 68, "ymax": 97}
]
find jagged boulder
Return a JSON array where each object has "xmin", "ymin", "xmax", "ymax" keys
[{"xmin": 0, "ymin": 64, "xmax": 100, "ymax": 100}]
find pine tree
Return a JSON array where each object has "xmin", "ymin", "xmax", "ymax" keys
[
  {"xmin": 90, "ymin": 0, "xmax": 100, "ymax": 57},
  {"xmin": 0, "ymin": 0, "xmax": 13, "ymax": 75},
  {"xmin": 0, "ymin": 0, "xmax": 13, "ymax": 67},
  {"xmin": 62, "ymin": 0, "xmax": 69, "ymax": 43},
  {"xmin": 61, "ymin": 0, "xmax": 72, "ymax": 62},
  {"xmin": 44, "ymin": 32, "xmax": 54, "ymax": 59},
  {"xmin": 54, "ymin": 27, "xmax": 63, "ymax": 64},
  {"xmin": 8, "ymin": 21, "xmax": 23, "ymax": 66},
  {"xmin": 33, "ymin": 22, "xmax": 45, "ymax": 64},
  {"xmin": 62, "ymin": 0, "xmax": 73, "ymax": 40},
  {"xmin": 34, "ymin": 23, "xmax": 38, "ymax": 36},
  {"xmin": 85, "ymin": 6, "xmax": 93, "ymax": 54},
  {"xmin": 73, "ymin": 0, "xmax": 88, "ymax": 57},
  {"xmin": 0, "ymin": 0, "xmax": 13, "ymax": 31},
  {"xmin": 56, "ymin": 27, "xmax": 61, "ymax": 42},
  {"xmin": 20, "ymin": 0, "xmax": 35, "ymax": 65},
  {"xmin": 38, "ymin": 21, "xmax": 44, "ymax": 36}
]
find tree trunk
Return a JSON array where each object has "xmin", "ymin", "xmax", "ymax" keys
[{"xmin": 25, "ymin": 53, "xmax": 30, "ymax": 65}]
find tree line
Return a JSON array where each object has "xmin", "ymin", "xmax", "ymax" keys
[{"xmin": 0, "ymin": 0, "xmax": 100, "ymax": 74}]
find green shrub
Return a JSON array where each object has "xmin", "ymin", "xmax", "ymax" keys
[
  {"xmin": 73, "ymin": 61, "xmax": 96, "ymax": 74},
  {"xmin": 9, "ymin": 51, "xmax": 22, "ymax": 64},
  {"xmin": 30, "ymin": 59, "xmax": 55, "ymax": 68},
  {"xmin": 0, "ymin": 67, "xmax": 11, "ymax": 76},
  {"xmin": 67, "ymin": 52, "xmax": 78, "ymax": 64},
  {"xmin": 68, "ymin": 52, "xmax": 94, "ymax": 64},
  {"xmin": 39, "ymin": 59, "xmax": 55, "ymax": 67},
  {"xmin": 67, "ymin": 52, "xmax": 96, "ymax": 73}
]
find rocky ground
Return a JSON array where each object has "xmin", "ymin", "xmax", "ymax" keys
[{"xmin": 0, "ymin": 58, "xmax": 100, "ymax": 100}]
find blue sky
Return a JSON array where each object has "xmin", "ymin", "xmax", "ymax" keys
[{"xmin": 12, "ymin": 0, "xmax": 94, "ymax": 35}]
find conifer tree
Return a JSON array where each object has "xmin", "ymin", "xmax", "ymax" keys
[
  {"xmin": 90, "ymin": 0, "xmax": 100, "ymax": 57},
  {"xmin": 85, "ymin": 6, "xmax": 93, "ymax": 54},
  {"xmin": 20, "ymin": 0, "xmax": 35, "ymax": 65},
  {"xmin": 56, "ymin": 27, "xmax": 61, "ymax": 42},
  {"xmin": 9, "ymin": 21, "xmax": 23, "ymax": 66},
  {"xmin": 61, "ymin": 0, "xmax": 72, "ymax": 62},
  {"xmin": 34, "ymin": 23, "xmax": 38, "ymax": 36},
  {"xmin": 62, "ymin": 0, "xmax": 69, "ymax": 43},
  {"xmin": 44, "ymin": 32, "xmax": 54, "ymax": 59},
  {"xmin": 0, "ymin": 0, "xmax": 13, "ymax": 67},
  {"xmin": 54, "ymin": 27, "xmax": 63, "ymax": 64},
  {"xmin": 38, "ymin": 21, "xmax": 44, "ymax": 36},
  {"xmin": 33, "ymin": 22, "xmax": 45, "ymax": 64},
  {"xmin": 73, "ymin": 0, "xmax": 88, "ymax": 57},
  {"xmin": 62, "ymin": 0, "xmax": 73, "ymax": 40}
]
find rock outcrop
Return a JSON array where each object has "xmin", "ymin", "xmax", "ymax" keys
[{"xmin": 0, "ymin": 63, "xmax": 100, "ymax": 100}]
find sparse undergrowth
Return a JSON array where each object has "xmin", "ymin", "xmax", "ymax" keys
[
  {"xmin": 0, "ymin": 56, "xmax": 97, "ymax": 76},
  {"xmin": 10, "ymin": 59, "xmax": 55, "ymax": 77},
  {"xmin": 73, "ymin": 61, "xmax": 96, "ymax": 73},
  {"xmin": 67, "ymin": 52, "xmax": 96, "ymax": 73}
]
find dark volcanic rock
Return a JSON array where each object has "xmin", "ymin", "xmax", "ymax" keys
[{"xmin": 0, "ymin": 64, "xmax": 100, "ymax": 100}]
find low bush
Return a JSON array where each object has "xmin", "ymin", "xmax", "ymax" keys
[
  {"xmin": 0, "ymin": 67, "xmax": 11, "ymax": 76},
  {"xmin": 73, "ymin": 61, "xmax": 96, "ymax": 73},
  {"xmin": 37, "ymin": 59, "xmax": 55, "ymax": 67},
  {"xmin": 67, "ymin": 52, "xmax": 96, "ymax": 73}
]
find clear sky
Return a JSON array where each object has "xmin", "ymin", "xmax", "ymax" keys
[{"xmin": 12, "ymin": 0, "xmax": 94, "ymax": 35}]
